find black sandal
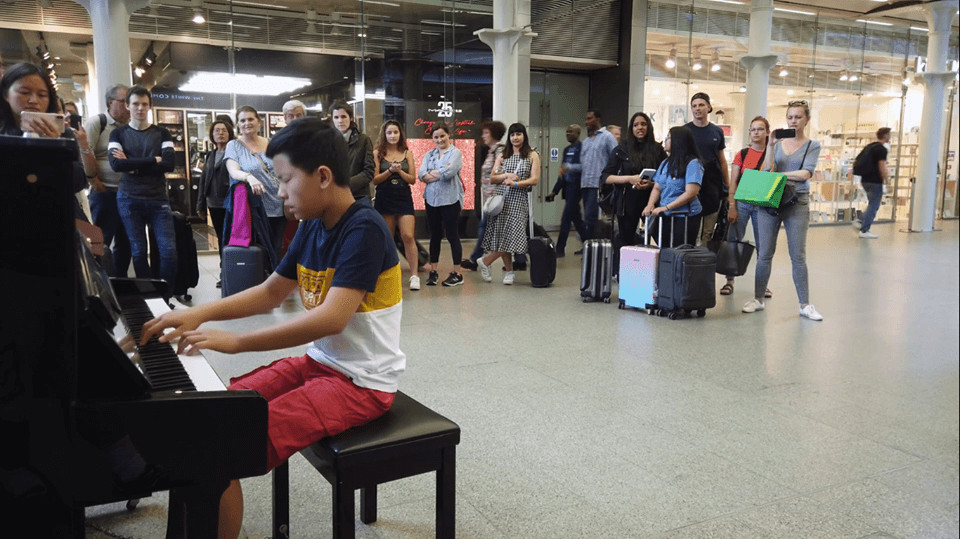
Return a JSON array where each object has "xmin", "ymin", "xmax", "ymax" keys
[{"xmin": 720, "ymin": 283, "xmax": 734, "ymax": 296}]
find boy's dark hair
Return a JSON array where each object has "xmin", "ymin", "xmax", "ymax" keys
[
  {"xmin": 266, "ymin": 118, "xmax": 348, "ymax": 187},
  {"xmin": 480, "ymin": 120, "xmax": 506, "ymax": 141},
  {"xmin": 664, "ymin": 126, "xmax": 703, "ymax": 179},
  {"xmin": 127, "ymin": 85, "xmax": 151, "ymax": 105}
]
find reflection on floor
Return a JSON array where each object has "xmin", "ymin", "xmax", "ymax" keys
[{"xmin": 86, "ymin": 221, "xmax": 959, "ymax": 538}]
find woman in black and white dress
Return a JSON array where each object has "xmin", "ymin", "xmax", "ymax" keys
[{"xmin": 477, "ymin": 123, "xmax": 540, "ymax": 285}]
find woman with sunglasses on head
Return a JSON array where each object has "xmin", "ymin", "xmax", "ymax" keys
[
  {"xmin": 744, "ymin": 100, "xmax": 823, "ymax": 321},
  {"xmin": 601, "ymin": 111, "xmax": 667, "ymax": 247},
  {"xmin": 721, "ymin": 116, "xmax": 772, "ymax": 299},
  {"xmin": 373, "ymin": 120, "xmax": 420, "ymax": 290}
]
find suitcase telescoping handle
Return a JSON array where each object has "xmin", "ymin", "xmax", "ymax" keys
[{"xmin": 650, "ymin": 211, "xmax": 689, "ymax": 248}]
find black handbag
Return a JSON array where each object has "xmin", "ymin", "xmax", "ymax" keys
[{"xmin": 707, "ymin": 223, "xmax": 755, "ymax": 277}]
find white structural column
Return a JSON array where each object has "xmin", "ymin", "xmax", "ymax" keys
[
  {"xmin": 739, "ymin": 0, "xmax": 779, "ymax": 147},
  {"xmin": 910, "ymin": 1, "xmax": 959, "ymax": 231},
  {"xmin": 475, "ymin": 0, "xmax": 536, "ymax": 125},
  {"xmin": 628, "ymin": 0, "xmax": 648, "ymax": 113},
  {"xmin": 84, "ymin": 43, "xmax": 98, "ymax": 115},
  {"xmin": 74, "ymin": 0, "xmax": 148, "ymax": 112}
]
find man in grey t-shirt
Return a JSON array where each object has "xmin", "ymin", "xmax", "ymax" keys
[{"xmin": 85, "ymin": 84, "xmax": 130, "ymax": 276}]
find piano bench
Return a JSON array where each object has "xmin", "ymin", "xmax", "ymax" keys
[{"xmin": 272, "ymin": 391, "xmax": 461, "ymax": 539}]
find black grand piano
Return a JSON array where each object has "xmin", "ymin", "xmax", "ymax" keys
[{"xmin": 0, "ymin": 136, "xmax": 268, "ymax": 537}]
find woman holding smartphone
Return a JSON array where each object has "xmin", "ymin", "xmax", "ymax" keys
[
  {"xmin": 601, "ymin": 111, "xmax": 667, "ymax": 246},
  {"xmin": 642, "ymin": 126, "xmax": 704, "ymax": 247},
  {"xmin": 373, "ymin": 120, "xmax": 420, "ymax": 290},
  {"xmin": 744, "ymin": 100, "xmax": 823, "ymax": 321},
  {"xmin": 1, "ymin": 62, "xmax": 96, "ymax": 219}
]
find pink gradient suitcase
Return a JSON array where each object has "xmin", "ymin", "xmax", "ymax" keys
[
  {"xmin": 618, "ymin": 246, "xmax": 659, "ymax": 310},
  {"xmin": 618, "ymin": 217, "xmax": 659, "ymax": 311}
]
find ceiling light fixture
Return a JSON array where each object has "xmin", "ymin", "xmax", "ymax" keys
[
  {"xmin": 665, "ymin": 47, "xmax": 677, "ymax": 69},
  {"xmin": 774, "ymin": 7, "xmax": 815, "ymax": 15},
  {"xmin": 192, "ymin": 9, "xmax": 205, "ymax": 23},
  {"xmin": 840, "ymin": 71, "xmax": 849, "ymax": 81},
  {"xmin": 778, "ymin": 64, "xmax": 789, "ymax": 77},
  {"xmin": 711, "ymin": 50, "xmax": 721, "ymax": 72},
  {"xmin": 849, "ymin": 73, "xmax": 859, "ymax": 82},
  {"xmin": 856, "ymin": 19, "xmax": 893, "ymax": 26},
  {"xmin": 180, "ymin": 71, "xmax": 311, "ymax": 95},
  {"xmin": 692, "ymin": 47, "xmax": 704, "ymax": 71}
]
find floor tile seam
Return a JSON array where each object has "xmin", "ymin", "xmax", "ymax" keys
[
  {"xmin": 459, "ymin": 488, "xmax": 585, "ymax": 536},
  {"xmin": 761, "ymin": 402, "xmax": 941, "ymax": 463},
  {"xmin": 669, "ymin": 485, "xmax": 885, "ymax": 536}
]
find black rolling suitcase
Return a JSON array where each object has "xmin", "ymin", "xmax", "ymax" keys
[
  {"xmin": 394, "ymin": 231, "xmax": 429, "ymax": 271},
  {"xmin": 652, "ymin": 214, "xmax": 716, "ymax": 319},
  {"xmin": 580, "ymin": 239, "xmax": 613, "ymax": 302},
  {"xmin": 527, "ymin": 192, "xmax": 556, "ymax": 287},
  {"xmin": 149, "ymin": 211, "xmax": 199, "ymax": 301},
  {"xmin": 221, "ymin": 245, "xmax": 267, "ymax": 297}
]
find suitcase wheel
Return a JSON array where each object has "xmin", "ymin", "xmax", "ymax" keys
[
  {"xmin": 668, "ymin": 311, "xmax": 682, "ymax": 320},
  {"xmin": 697, "ymin": 309, "xmax": 706, "ymax": 318},
  {"xmin": 657, "ymin": 309, "xmax": 667, "ymax": 317},
  {"xmin": 603, "ymin": 297, "xmax": 610, "ymax": 304},
  {"xmin": 618, "ymin": 300, "xmax": 625, "ymax": 309}
]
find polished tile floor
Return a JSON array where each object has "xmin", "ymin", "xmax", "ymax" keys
[{"xmin": 86, "ymin": 220, "xmax": 959, "ymax": 538}]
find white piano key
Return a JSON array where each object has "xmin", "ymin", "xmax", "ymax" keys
[{"xmin": 144, "ymin": 297, "xmax": 227, "ymax": 391}]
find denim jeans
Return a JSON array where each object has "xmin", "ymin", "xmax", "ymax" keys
[
  {"xmin": 581, "ymin": 187, "xmax": 599, "ymax": 240},
  {"xmin": 725, "ymin": 201, "xmax": 761, "ymax": 279},
  {"xmin": 88, "ymin": 189, "xmax": 131, "ymax": 277},
  {"xmin": 469, "ymin": 214, "xmax": 487, "ymax": 262},
  {"xmin": 117, "ymin": 192, "xmax": 178, "ymax": 288},
  {"xmin": 754, "ymin": 194, "xmax": 810, "ymax": 304},
  {"xmin": 557, "ymin": 181, "xmax": 587, "ymax": 252},
  {"xmin": 860, "ymin": 182, "xmax": 883, "ymax": 233}
]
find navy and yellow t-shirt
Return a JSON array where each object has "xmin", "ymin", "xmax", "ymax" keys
[{"xmin": 275, "ymin": 198, "xmax": 405, "ymax": 392}]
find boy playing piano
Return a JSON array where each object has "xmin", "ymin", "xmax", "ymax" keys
[{"xmin": 140, "ymin": 118, "xmax": 405, "ymax": 538}]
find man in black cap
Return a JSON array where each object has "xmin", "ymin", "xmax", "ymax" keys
[{"xmin": 685, "ymin": 92, "xmax": 729, "ymax": 243}]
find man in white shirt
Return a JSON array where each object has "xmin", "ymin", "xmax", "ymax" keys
[{"xmin": 85, "ymin": 84, "xmax": 130, "ymax": 277}]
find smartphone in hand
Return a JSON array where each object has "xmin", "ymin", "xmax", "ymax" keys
[
  {"xmin": 774, "ymin": 128, "xmax": 796, "ymax": 139},
  {"xmin": 639, "ymin": 168, "xmax": 657, "ymax": 180},
  {"xmin": 68, "ymin": 114, "xmax": 83, "ymax": 130},
  {"xmin": 20, "ymin": 111, "xmax": 65, "ymax": 137}
]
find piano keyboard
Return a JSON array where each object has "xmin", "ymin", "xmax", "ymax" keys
[{"xmin": 117, "ymin": 295, "xmax": 227, "ymax": 392}]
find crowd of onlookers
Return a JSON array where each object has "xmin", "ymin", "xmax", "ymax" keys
[{"xmin": 3, "ymin": 58, "xmax": 893, "ymax": 321}]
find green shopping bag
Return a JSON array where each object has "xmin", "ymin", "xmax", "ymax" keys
[{"xmin": 734, "ymin": 169, "xmax": 787, "ymax": 208}]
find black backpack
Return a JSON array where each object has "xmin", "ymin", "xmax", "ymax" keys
[{"xmin": 853, "ymin": 142, "xmax": 881, "ymax": 177}]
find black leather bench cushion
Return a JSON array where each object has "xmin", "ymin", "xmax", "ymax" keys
[{"xmin": 308, "ymin": 392, "xmax": 460, "ymax": 462}]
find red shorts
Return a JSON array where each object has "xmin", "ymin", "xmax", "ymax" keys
[{"xmin": 229, "ymin": 354, "xmax": 395, "ymax": 471}]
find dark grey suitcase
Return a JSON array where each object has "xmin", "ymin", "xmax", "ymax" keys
[
  {"xmin": 580, "ymin": 239, "xmax": 613, "ymax": 302},
  {"xmin": 652, "ymin": 214, "xmax": 716, "ymax": 319},
  {"xmin": 221, "ymin": 245, "xmax": 267, "ymax": 297}
]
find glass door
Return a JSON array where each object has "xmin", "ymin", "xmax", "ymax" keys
[{"xmin": 529, "ymin": 71, "xmax": 590, "ymax": 231}]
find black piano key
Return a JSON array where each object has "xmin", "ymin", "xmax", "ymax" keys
[{"xmin": 116, "ymin": 295, "xmax": 198, "ymax": 392}]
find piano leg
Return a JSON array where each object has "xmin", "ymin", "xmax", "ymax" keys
[{"xmin": 165, "ymin": 479, "xmax": 228, "ymax": 539}]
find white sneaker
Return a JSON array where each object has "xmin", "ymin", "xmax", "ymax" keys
[
  {"xmin": 800, "ymin": 304, "xmax": 823, "ymax": 321},
  {"xmin": 502, "ymin": 271, "xmax": 516, "ymax": 285},
  {"xmin": 742, "ymin": 298, "xmax": 765, "ymax": 313},
  {"xmin": 477, "ymin": 257, "xmax": 492, "ymax": 282},
  {"xmin": 409, "ymin": 275, "xmax": 421, "ymax": 290},
  {"xmin": 859, "ymin": 231, "xmax": 878, "ymax": 239}
]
